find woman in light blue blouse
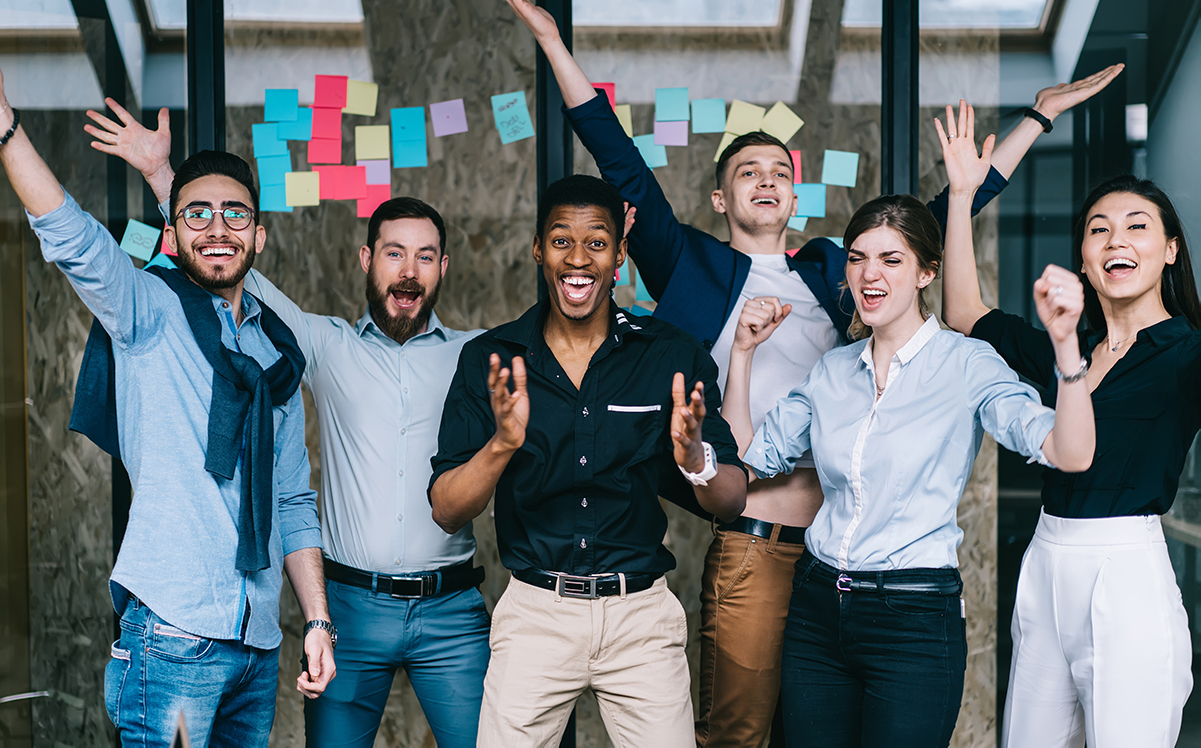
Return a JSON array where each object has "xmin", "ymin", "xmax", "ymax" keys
[{"xmin": 722, "ymin": 139, "xmax": 1096, "ymax": 745}]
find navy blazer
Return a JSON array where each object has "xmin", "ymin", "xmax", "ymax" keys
[{"xmin": 564, "ymin": 92, "xmax": 1009, "ymax": 348}]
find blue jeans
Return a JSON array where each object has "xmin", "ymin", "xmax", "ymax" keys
[
  {"xmin": 780, "ymin": 551, "xmax": 966, "ymax": 748},
  {"xmin": 303, "ymin": 580, "xmax": 491, "ymax": 748},
  {"xmin": 105, "ymin": 598, "xmax": 279, "ymax": 747}
]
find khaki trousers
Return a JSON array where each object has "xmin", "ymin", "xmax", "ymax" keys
[
  {"xmin": 695, "ymin": 526, "xmax": 806, "ymax": 747},
  {"xmin": 478, "ymin": 576, "xmax": 693, "ymax": 748}
]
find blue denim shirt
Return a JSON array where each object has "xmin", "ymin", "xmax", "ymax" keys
[{"xmin": 30, "ymin": 192, "xmax": 321, "ymax": 649}]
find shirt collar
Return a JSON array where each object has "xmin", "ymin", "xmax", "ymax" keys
[
  {"xmin": 212, "ymin": 289, "xmax": 262, "ymax": 322},
  {"xmin": 355, "ymin": 309, "xmax": 449, "ymax": 342},
  {"xmin": 859, "ymin": 314, "xmax": 940, "ymax": 370},
  {"xmin": 496, "ymin": 296, "xmax": 644, "ymax": 351}
]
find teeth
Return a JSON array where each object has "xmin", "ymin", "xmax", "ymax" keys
[
  {"xmin": 863, "ymin": 289, "xmax": 886, "ymax": 296},
  {"xmin": 752, "ymin": 198, "xmax": 778, "ymax": 205},
  {"xmin": 1105, "ymin": 258, "xmax": 1137, "ymax": 271},
  {"xmin": 201, "ymin": 247, "xmax": 235, "ymax": 256},
  {"xmin": 564, "ymin": 277, "xmax": 594, "ymax": 286}
]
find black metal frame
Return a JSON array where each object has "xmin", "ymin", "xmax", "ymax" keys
[
  {"xmin": 881, "ymin": 0, "xmax": 920, "ymax": 196},
  {"xmin": 535, "ymin": 0, "xmax": 574, "ymax": 303},
  {"xmin": 187, "ymin": 0, "xmax": 226, "ymax": 153}
]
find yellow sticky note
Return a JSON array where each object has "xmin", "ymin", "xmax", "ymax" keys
[
  {"xmin": 615, "ymin": 104, "xmax": 633, "ymax": 137},
  {"xmin": 355, "ymin": 125, "xmax": 391, "ymax": 161},
  {"xmin": 285, "ymin": 171, "xmax": 320, "ymax": 207},
  {"xmin": 724, "ymin": 100, "xmax": 766, "ymax": 136},
  {"xmin": 344, "ymin": 80, "xmax": 379, "ymax": 117},
  {"xmin": 762, "ymin": 101, "xmax": 804, "ymax": 143},
  {"xmin": 713, "ymin": 131, "xmax": 737, "ymax": 163}
]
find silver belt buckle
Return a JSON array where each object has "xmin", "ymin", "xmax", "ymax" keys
[
  {"xmin": 836, "ymin": 574, "xmax": 853, "ymax": 593},
  {"xmin": 389, "ymin": 575, "xmax": 425, "ymax": 599},
  {"xmin": 557, "ymin": 574, "xmax": 599, "ymax": 599}
]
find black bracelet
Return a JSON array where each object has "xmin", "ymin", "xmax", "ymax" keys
[
  {"xmin": 1024, "ymin": 107, "xmax": 1053, "ymax": 134},
  {"xmin": 0, "ymin": 108, "xmax": 20, "ymax": 147}
]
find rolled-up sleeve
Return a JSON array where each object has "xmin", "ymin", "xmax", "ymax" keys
[
  {"xmin": 275, "ymin": 388, "xmax": 322, "ymax": 554},
  {"xmin": 745, "ymin": 366, "xmax": 818, "ymax": 480},
  {"xmin": 967, "ymin": 345, "xmax": 1056, "ymax": 468}
]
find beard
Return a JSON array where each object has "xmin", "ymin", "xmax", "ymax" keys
[
  {"xmin": 365, "ymin": 273, "xmax": 442, "ymax": 345},
  {"xmin": 175, "ymin": 237, "xmax": 257, "ymax": 291}
]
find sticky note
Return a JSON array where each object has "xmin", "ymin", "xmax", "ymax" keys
[
  {"xmin": 358, "ymin": 183, "xmax": 391, "ymax": 219},
  {"xmin": 821, "ymin": 150, "xmax": 860, "ymax": 188},
  {"xmin": 594, "ymin": 82, "xmax": 616, "ymax": 109},
  {"xmin": 761, "ymin": 101, "xmax": 804, "ymax": 143},
  {"xmin": 312, "ymin": 165, "xmax": 339, "ymax": 200},
  {"xmin": 252, "ymin": 123, "xmax": 288, "ymax": 158},
  {"xmin": 285, "ymin": 171, "xmax": 320, "ymax": 207},
  {"xmin": 277, "ymin": 108, "xmax": 313, "ymax": 141},
  {"xmin": 311, "ymin": 107, "xmax": 343, "ymax": 140},
  {"xmin": 430, "ymin": 99, "xmax": 468, "ymax": 137},
  {"xmin": 306, "ymin": 137, "xmax": 341, "ymax": 164},
  {"xmin": 725, "ymin": 100, "xmax": 766, "ymax": 136},
  {"xmin": 614, "ymin": 104, "xmax": 633, "ymax": 137},
  {"xmin": 655, "ymin": 87, "xmax": 689, "ymax": 121},
  {"xmin": 358, "ymin": 159, "xmax": 390, "ymax": 185},
  {"xmin": 260, "ymin": 183, "xmax": 293, "ymax": 213},
  {"xmin": 794, "ymin": 183, "xmax": 826, "ymax": 218},
  {"xmin": 393, "ymin": 139, "xmax": 428, "ymax": 168},
  {"xmin": 633, "ymin": 134, "xmax": 668, "ymax": 169},
  {"xmin": 787, "ymin": 216, "xmax": 809, "ymax": 232},
  {"xmin": 391, "ymin": 107, "xmax": 426, "ymax": 142},
  {"xmin": 713, "ymin": 131, "xmax": 737, "ymax": 163},
  {"xmin": 654, "ymin": 120, "xmax": 688, "ymax": 147},
  {"xmin": 313, "ymin": 75, "xmax": 348, "ymax": 108},
  {"xmin": 144, "ymin": 252, "xmax": 177, "ymax": 270},
  {"xmin": 491, "ymin": 91, "xmax": 535, "ymax": 144},
  {"xmin": 264, "ymin": 89, "xmax": 299, "ymax": 122},
  {"xmin": 614, "ymin": 256, "xmax": 630, "ymax": 286},
  {"xmin": 160, "ymin": 234, "xmax": 176, "ymax": 256},
  {"xmin": 256, "ymin": 153, "xmax": 292, "ymax": 187},
  {"xmin": 627, "ymin": 303, "xmax": 654, "ymax": 317},
  {"xmin": 334, "ymin": 166, "xmax": 368, "ymax": 200},
  {"xmin": 635, "ymin": 272, "xmax": 654, "ymax": 302},
  {"xmin": 691, "ymin": 99, "xmax": 726, "ymax": 133},
  {"xmin": 825, "ymin": 236, "xmax": 845, "ymax": 248},
  {"xmin": 355, "ymin": 125, "xmax": 391, "ymax": 161},
  {"xmin": 344, "ymin": 79, "xmax": 378, "ymax": 117},
  {"xmin": 119, "ymin": 219, "xmax": 161, "ymax": 262},
  {"xmin": 790, "ymin": 150, "xmax": 802, "ymax": 183}
]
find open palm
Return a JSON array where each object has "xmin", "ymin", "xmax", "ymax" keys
[
  {"xmin": 85, "ymin": 97, "xmax": 171, "ymax": 177},
  {"xmin": 935, "ymin": 100, "xmax": 995, "ymax": 195}
]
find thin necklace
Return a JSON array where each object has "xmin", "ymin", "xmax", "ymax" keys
[
  {"xmin": 875, "ymin": 381, "xmax": 885, "ymax": 397},
  {"xmin": 1107, "ymin": 330, "xmax": 1137, "ymax": 351}
]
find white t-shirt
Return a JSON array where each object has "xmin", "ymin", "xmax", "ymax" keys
[{"xmin": 712, "ymin": 253, "xmax": 841, "ymax": 469}]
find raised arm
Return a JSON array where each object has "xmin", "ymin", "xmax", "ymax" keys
[
  {"xmin": 85, "ymin": 97, "xmax": 174, "ymax": 204},
  {"xmin": 0, "ymin": 68, "xmax": 65, "ymax": 216},
  {"xmin": 1031, "ymin": 267, "xmax": 1093, "ymax": 472},
  {"xmin": 505, "ymin": 0, "xmax": 596, "ymax": 107},
  {"xmin": 723, "ymin": 297, "xmax": 791, "ymax": 463}
]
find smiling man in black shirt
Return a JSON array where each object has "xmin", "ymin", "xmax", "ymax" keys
[{"xmin": 429, "ymin": 174, "xmax": 747, "ymax": 747}]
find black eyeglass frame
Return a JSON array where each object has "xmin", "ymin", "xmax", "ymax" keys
[{"xmin": 173, "ymin": 203, "xmax": 256, "ymax": 232}]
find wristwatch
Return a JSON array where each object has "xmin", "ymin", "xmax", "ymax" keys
[
  {"xmin": 304, "ymin": 619, "xmax": 338, "ymax": 649},
  {"xmin": 679, "ymin": 441, "xmax": 718, "ymax": 486}
]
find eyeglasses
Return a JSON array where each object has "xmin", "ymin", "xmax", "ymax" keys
[{"xmin": 176, "ymin": 205, "xmax": 255, "ymax": 231}]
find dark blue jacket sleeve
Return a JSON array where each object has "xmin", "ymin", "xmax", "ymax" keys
[{"xmin": 926, "ymin": 167, "xmax": 1008, "ymax": 234}]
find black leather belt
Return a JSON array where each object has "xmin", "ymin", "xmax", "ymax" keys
[
  {"xmin": 804, "ymin": 551, "xmax": 962, "ymax": 595},
  {"xmin": 719, "ymin": 516, "xmax": 807, "ymax": 545},
  {"xmin": 324, "ymin": 558, "xmax": 485, "ymax": 599},
  {"xmin": 512, "ymin": 569, "xmax": 661, "ymax": 599}
]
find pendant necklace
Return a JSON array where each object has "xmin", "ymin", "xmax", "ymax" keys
[{"xmin": 1107, "ymin": 330, "xmax": 1137, "ymax": 352}]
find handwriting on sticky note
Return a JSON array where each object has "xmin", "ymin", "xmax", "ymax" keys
[
  {"xmin": 313, "ymin": 75, "xmax": 348, "ymax": 108},
  {"xmin": 430, "ymin": 99, "xmax": 468, "ymax": 137},
  {"xmin": 491, "ymin": 91, "xmax": 535, "ymax": 144},
  {"xmin": 615, "ymin": 105, "xmax": 634, "ymax": 137},
  {"xmin": 654, "ymin": 120, "xmax": 688, "ymax": 147},
  {"xmin": 724, "ymin": 100, "xmax": 766, "ymax": 136},
  {"xmin": 655, "ymin": 87, "xmax": 689, "ymax": 122},
  {"xmin": 285, "ymin": 172, "xmax": 321, "ymax": 207},
  {"xmin": 691, "ymin": 99, "xmax": 726, "ymax": 134},
  {"xmin": 761, "ymin": 102, "xmax": 804, "ymax": 143},
  {"xmin": 355, "ymin": 125, "xmax": 391, "ymax": 161},
  {"xmin": 821, "ymin": 150, "xmax": 860, "ymax": 188},
  {"xmin": 633, "ymin": 134, "xmax": 668, "ymax": 169},
  {"xmin": 794, "ymin": 184, "xmax": 826, "ymax": 218},
  {"xmin": 120, "ymin": 219, "xmax": 161, "ymax": 262},
  {"xmin": 344, "ymin": 80, "xmax": 378, "ymax": 117},
  {"xmin": 264, "ymin": 89, "xmax": 299, "ymax": 122}
]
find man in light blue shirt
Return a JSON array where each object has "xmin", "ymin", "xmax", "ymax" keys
[{"xmin": 0, "ymin": 72, "xmax": 334, "ymax": 746}]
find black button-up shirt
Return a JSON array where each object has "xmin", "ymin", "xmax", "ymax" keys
[
  {"xmin": 972, "ymin": 309, "xmax": 1201, "ymax": 518},
  {"xmin": 430, "ymin": 300, "xmax": 745, "ymax": 575}
]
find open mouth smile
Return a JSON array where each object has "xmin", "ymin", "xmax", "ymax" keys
[
  {"xmin": 560, "ymin": 274, "xmax": 597, "ymax": 304},
  {"xmin": 860, "ymin": 287, "xmax": 887, "ymax": 311},
  {"xmin": 1103, "ymin": 257, "xmax": 1138, "ymax": 279}
]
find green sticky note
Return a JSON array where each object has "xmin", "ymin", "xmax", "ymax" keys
[
  {"xmin": 120, "ymin": 219, "xmax": 161, "ymax": 262},
  {"xmin": 633, "ymin": 134, "xmax": 668, "ymax": 169},
  {"xmin": 821, "ymin": 150, "xmax": 860, "ymax": 188},
  {"xmin": 794, "ymin": 184, "xmax": 826, "ymax": 218},
  {"xmin": 691, "ymin": 99, "xmax": 726, "ymax": 133},
  {"xmin": 655, "ymin": 87, "xmax": 689, "ymax": 121},
  {"xmin": 491, "ymin": 91, "xmax": 535, "ymax": 144}
]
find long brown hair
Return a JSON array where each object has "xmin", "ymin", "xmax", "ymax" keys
[{"xmin": 842, "ymin": 194, "xmax": 943, "ymax": 340}]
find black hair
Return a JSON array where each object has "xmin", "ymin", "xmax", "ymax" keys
[
  {"xmin": 1071, "ymin": 174, "xmax": 1201, "ymax": 331},
  {"xmin": 169, "ymin": 150, "xmax": 259, "ymax": 222},
  {"xmin": 367, "ymin": 197, "xmax": 447, "ymax": 254},
  {"xmin": 715, "ymin": 131, "xmax": 791, "ymax": 189},
  {"xmin": 536, "ymin": 174, "xmax": 626, "ymax": 243}
]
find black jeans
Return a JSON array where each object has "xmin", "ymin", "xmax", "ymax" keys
[{"xmin": 780, "ymin": 550, "xmax": 966, "ymax": 748}]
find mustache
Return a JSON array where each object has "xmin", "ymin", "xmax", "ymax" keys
[{"xmin": 388, "ymin": 279, "xmax": 425, "ymax": 295}]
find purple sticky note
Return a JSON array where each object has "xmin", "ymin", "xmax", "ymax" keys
[
  {"xmin": 430, "ymin": 99, "xmax": 468, "ymax": 137},
  {"xmin": 357, "ymin": 159, "xmax": 391, "ymax": 185},
  {"xmin": 654, "ymin": 119, "xmax": 689, "ymax": 147}
]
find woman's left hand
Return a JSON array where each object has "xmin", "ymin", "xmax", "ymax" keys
[{"xmin": 1033, "ymin": 265, "xmax": 1084, "ymax": 345}]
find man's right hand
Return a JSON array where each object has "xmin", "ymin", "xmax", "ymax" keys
[
  {"xmin": 85, "ymin": 98, "xmax": 174, "ymax": 201},
  {"xmin": 935, "ymin": 100, "xmax": 995, "ymax": 196},
  {"xmin": 505, "ymin": 0, "xmax": 562, "ymax": 43},
  {"xmin": 732, "ymin": 297, "xmax": 791, "ymax": 355},
  {"xmin": 488, "ymin": 353, "xmax": 529, "ymax": 453}
]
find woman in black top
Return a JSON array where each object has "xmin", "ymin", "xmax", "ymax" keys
[{"xmin": 938, "ymin": 101, "xmax": 1196, "ymax": 748}]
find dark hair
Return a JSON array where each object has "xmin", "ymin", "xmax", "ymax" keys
[
  {"xmin": 842, "ymin": 194, "xmax": 943, "ymax": 340},
  {"xmin": 367, "ymin": 197, "xmax": 447, "ymax": 254},
  {"xmin": 169, "ymin": 150, "xmax": 259, "ymax": 222},
  {"xmin": 536, "ymin": 174, "xmax": 625, "ymax": 243},
  {"xmin": 1071, "ymin": 174, "xmax": 1201, "ymax": 331},
  {"xmin": 715, "ymin": 131, "xmax": 791, "ymax": 189}
]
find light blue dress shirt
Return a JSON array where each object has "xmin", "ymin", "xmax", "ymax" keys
[
  {"xmin": 746, "ymin": 316, "xmax": 1056, "ymax": 572},
  {"xmin": 31, "ymin": 192, "xmax": 321, "ymax": 649},
  {"xmin": 244, "ymin": 271, "xmax": 482, "ymax": 574}
]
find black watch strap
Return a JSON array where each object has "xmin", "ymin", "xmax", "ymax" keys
[
  {"xmin": 1024, "ymin": 107, "xmax": 1053, "ymax": 133},
  {"xmin": 304, "ymin": 618, "xmax": 337, "ymax": 648}
]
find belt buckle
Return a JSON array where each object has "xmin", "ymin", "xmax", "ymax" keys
[
  {"xmin": 388, "ymin": 575, "xmax": 426, "ymax": 599},
  {"xmin": 557, "ymin": 574, "xmax": 599, "ymax": 599},
  {"xmin": 836, "ymin": 574, "xmax": 853, "ymax": 593}
]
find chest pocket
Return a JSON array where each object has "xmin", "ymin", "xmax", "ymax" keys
[{"xmin": 602, "ymin": 404, "xmax": 668, "ymax": 469}]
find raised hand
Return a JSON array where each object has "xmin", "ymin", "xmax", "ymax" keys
[
  {"xmin": 85, "ymin": 98, "xmax": 171, "ymax": 179},
  {"xmin": 733, "ymin": 297, "xmax": 792, "ymax": 354},
  {"xmin": 504, "ymin": 0, "xmax": 561, "ymax": 43},
  {"xmin": 671, "ymin": 372, "xmax": 707, "ymax": 473},
  {"xmin": 488, "ymin": 353, "xmax": 529, "ymax": 453},
  {"xmin": 623, "ymin": 202, "xmax": 637, "ymax": 239},
  {"xmin": 1032, "ymin": 265, "xmax": 1084, "ymax": 346},
  {"xmin": 1033, "ymin": 64, "xmax": 1124, "ymax": 122},
  {"xmin": 935, "ymin": 100, "xmax": 996, "ymax": 195}
]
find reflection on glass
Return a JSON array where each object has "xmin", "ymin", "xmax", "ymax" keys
[
  {"xmin": 842, "ymin": 0, "xmax": 1051, "ymax": 29},
  {"xmin": 574, "ymin": 0, "xmax": 782, "ymax": 28}
]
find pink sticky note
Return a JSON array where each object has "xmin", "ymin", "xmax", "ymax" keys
[
  {"xmin": 312, "ymin": 165, "xmax": 340, "ymax": 199},
  {"xmin": 311, "ymin": 107, "xmax": 343, "ymax": 140},
  {"xmin": 161, "ymin": 234, "xmax": 176, "ymax": 256},
  {"xmin": 357, "ymin": 159, "xmax": 390, "ymax": 185},
  {"xmin": 595, "ymin": 82, "xmax": 616, "ymax": 109},
  {"xmin": 790, "ymin": 150, "xmax": 802, "ymax": 183},
  {"xmin": 313, "ymin": 75, "xmax": 348, "ymax": 108},
  {"xmin": 654, "ymin": 120, "xmax": 688, "ymax": 146},
  {"xmin": 357, "ymin": 183, "xmax": 390, "ymax": 218},
  {"xmin": 307, "ymin": 137, "xmax": 342, "ymax": 164},
  {"xmin": 430, "ymin": 99, "xmax": 468, "ymax": 137},
  {"xmin": 336, "ymin": 166, "xmax": 368, "ymax": 200}
]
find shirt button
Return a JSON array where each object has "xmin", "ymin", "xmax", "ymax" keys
[
  {"xmin": 582, "ymin": 407, "xmax": 589, "ymax": 417},
  {"xmin": 397, "ymin": 514, "xmax": 404, "ymax": 522},
  {"xmin": 581, "ymin": 498, "xmax": 588, "ymax": 507},
  {"xmin": 756, "ymin": 448, "xmax": 763, "ymax": 454},
  {"xmin": 580, "ymin": 538, "xmax": 587, "ymax": 549},
  {"xmin": 579, "ymin": 455, "xmax": 587, "ymax": 466},
  {"xmin": 398, "ymin": 470, "xmax": 404, "ymax": 477},
  {"xmin": 403, "ymin": 387, "xmax": 409, "ymax": 394},
  {"xmin": 222, "ymin": 302, "xmax": 229, "ymax": 308},
  {"xmin": 395, "ymin": 559, "xmax": 402, "ymax": 565},
  {"xmin": 400, "ymin": 428, "xmax": 407, "ymax": 435}
]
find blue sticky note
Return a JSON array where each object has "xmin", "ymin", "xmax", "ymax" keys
[
  {"xmin": 393, "ymin": 139, "xmax": 428, "ymax": 168},
  {"xmin": 119, "ymin": 219, "xmax": 161, "ymax": 262},
  {"xmin": 252, "ymin": 123, "xmax": 288, "ymax": 158},
  {"xmin": 632, "ymin": 134, "xmax": 668, "ymax": 169},
  {"xmin": 277, "ymin": 108, "xmax": 313, "ymax": 141},
  {"xmin": 260, "ymin": 183, "xmax": 293, "ymax": 213},
  {"xmin": 787, "ymin": 216, "xmax": 808, "ymax": 232},
  {"xmin": 615, "ymin": 256, "xmax": 630, "ymax": 287},
  {"xmin": 256, "ymin": 154, "xmax": 292, "ymax": 187},
  {"xmin": 627, "ymin": 304, "xmax": 655, "ymax": 317},
  {"xmin": 144, "ymin": 252, "xmax": 177, "ymax": 270},
  {"xmin": 825, "ymin": 236, "xmax": 845, "ymax": 248},
  {"xmin": 655, "ymin": 87, "xmax": 689, "ymax": 121},
  {"xmin": 635, "ymin": 272, "xmax": 654, "ymax": 302},
  {"xmin": 691, "ymin": 99, "xmax": 726, "ymax": 133},
  {"xmin": 391, "ymin": 107, "xmax": 426, "ymax": 142},
  {"xmin": 264, "ymin": 89, "xmax": 299, "ymax": 122},
  {"xmin": 490, "ymin": 92, "xmax": 535, "ymax": 144},
  {"xmin": 794, "ymin": 184, "xmax": 827, "ymax": 218},
  {"xmin": 821, "ymin": 150, "xmax": 860, "ymax": 188}
]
